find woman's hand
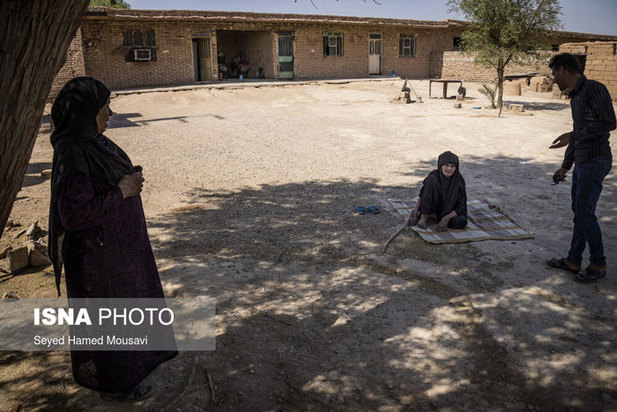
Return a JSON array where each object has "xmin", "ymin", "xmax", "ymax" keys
[
  {"xmin": 436, "ymin": 217, "xmax": 450, "ymax": 232},
  {"xmin": 118, "ymin": 171, "xmax": 144, "ymax": 198},
  {"xmin": 409, "ymin": 208, "xmax": 419, "ymax": 226}
]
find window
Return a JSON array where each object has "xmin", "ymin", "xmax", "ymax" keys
[
  {"xmin": 122, "ymin": 29, "xmax": 156, "ymax": 61},
  {"xmin": 122, "ymin": 29, "xmax": 156, "ymax": 47},
  {"xmin": 453, "ymin": 37, "xmax": 462, "ymax": 51},
  {"xmin": 323, "ymin": 32, "xmax": 343, "ymax": 56},
  {"xmin": 399, "ymin": 35, "xmax": 416, "ymax": 57}
]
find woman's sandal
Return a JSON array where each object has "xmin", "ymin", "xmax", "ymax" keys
[
  {"xmin": 575, "ymin": 267, "xmax": 607, "ymax": 283},
  {"xmin": 546, "ymin": 258, "xmax": 580, "ymax": 275}
]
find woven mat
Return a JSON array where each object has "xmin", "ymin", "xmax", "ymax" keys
[{"xmin": 387, "ymin": 199, "xmax": 533, "ymax": 244}]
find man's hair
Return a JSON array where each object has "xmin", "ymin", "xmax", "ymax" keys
[{"xmin": 549, "ymin": 53, "xmax": 581, "ymax": 74}]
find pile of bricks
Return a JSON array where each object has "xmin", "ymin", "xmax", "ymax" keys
[{"xmin": 0, "ymin": 220, "xmax": 51, "ymax": 274}]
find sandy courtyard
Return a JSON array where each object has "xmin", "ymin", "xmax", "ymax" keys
[{"xmin": 1, "ymin": 79, "xmax": 617, "ymax": 411}]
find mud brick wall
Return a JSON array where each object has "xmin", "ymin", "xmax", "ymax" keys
[
  {"xmin": 48, "ymin": 28, "xmax": 86, "ymax": 102},
  {"xmin": 560, "ymin": 42, "xmax": 617, "ymax": 101},
  {"xmin": 439, "ymin": 52, "xmax": 553, "ymax": 82}
]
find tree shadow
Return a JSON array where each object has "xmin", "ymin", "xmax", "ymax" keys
[
  {"xmin": 6, "ymin": 155, "xmax": 616, "ymax": 410},
  {"xmin": 141, "ymin": 154, "xmax": 617, "ymax": 410}
]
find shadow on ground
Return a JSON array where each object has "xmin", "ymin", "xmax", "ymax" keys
[{"xmin": 5, "ymin": 155, "xmax": 616, "ymax": 411}]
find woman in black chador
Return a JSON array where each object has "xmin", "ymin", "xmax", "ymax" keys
[
  {"xmin": 410, "ymin": 151, "xmax": 468, "ymax": 232},
  {"xmin": 49, "ymin": 77, "xmax": 177, "ymax": 401}
]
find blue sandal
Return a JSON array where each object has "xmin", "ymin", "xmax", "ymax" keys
[
  {"xmin": 355, "ymin": 206, "xmax": 367, "ymax": 215},
  {"xmin": 367, "ymin": 206, "xmax": 380, "ymax": 214}
]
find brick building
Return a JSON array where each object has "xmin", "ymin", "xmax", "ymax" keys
[{"xmin": 51, "ymin": 7, "xmax": 617, "ymax": 98}]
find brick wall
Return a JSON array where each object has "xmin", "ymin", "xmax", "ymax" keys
[
  {"xmin": 439, "ymin": 52, "xmax": 554, "ymax": 82},
  {"xmin": 560, "ymin": 41, "xmax": 617, "ymax": 100},
  {"xmin": 48, "ymin": 28, "xmax": 86, "ymax": 102},
  {"xmin": 82, "ymin": 21, "xmax": 213, "ymax": 89},
  {"xmin": 288, "ymin": 25, "xmax": 461, "ymax": 79}
]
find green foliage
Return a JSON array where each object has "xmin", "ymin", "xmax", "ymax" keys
[
  {"xmin": 479, "ymin": 83, "xmax": 497, "ymax": 108},
  {"xmin": 89, "ymin": 0, "xmax": 131, "ymax": 8},
  {"xmin": 449, "ymin": 0, "xmax": 561, "ymax": 65},
  {"xmin": 448, "ymin": 0, "xmax": 562, "ymax": 115}
]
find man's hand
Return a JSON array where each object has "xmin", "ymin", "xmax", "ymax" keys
[
  {"xmin": 550, "ymin": 132, "xmax": 571, "ymax": 149},
  {"xmin": 552, "ymin": 168, "xmax": 568, "ymax": 183},
  {"xmin": 118, "ymin": 172, "xmax": 143, "ymax": 198}
]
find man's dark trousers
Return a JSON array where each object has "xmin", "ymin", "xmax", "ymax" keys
[{"xmin": 567, "ymin": 157, "xmax": 612, "ymax": 267}]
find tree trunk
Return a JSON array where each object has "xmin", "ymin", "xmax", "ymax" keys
[
  {"xmin": 497, "ymin": 65, "xmax": 505, "ymax": 117},
  {"xmin": 0, "ymin": 0, "xmax": 89, "ymax": 239}
]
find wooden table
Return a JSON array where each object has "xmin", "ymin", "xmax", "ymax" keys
[{"xmin": 429, "ymin": 79, "xmax": 463, "ymax": 99}]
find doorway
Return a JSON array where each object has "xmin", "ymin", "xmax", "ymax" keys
[
  {"xmin": 369, "ymin": 33, "xmax": 382, "ymax": 75},
  {"xmin": 192, "ymin": 37, "xmax": 212, "ymax": 82},
  {"xmin": 278, "ymin": 32, "xmax": 294, "ymax": 80}
]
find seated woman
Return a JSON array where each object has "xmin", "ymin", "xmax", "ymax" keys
[{"xmin": 409, "ymin": 151, "xmax": 468, "ymax": 232}]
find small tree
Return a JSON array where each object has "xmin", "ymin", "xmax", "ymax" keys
[
  {"xmin": 479, "ymin": 83, "xmax": 498, "ymax": 109},
  {"xmin": 448, "ymin": 0, "xmax": 562, "ymax": 116}
]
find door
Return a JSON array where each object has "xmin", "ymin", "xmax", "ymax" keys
[
  {"xmin": 192, "ymin": 37, "xmax": 212, "ymax": 81},
  {"xmin": 369, "ymin": 34, "xmax": 382, "ymax": 75},
  {"xmin": 278, "ymin": 32, "xmax": 294, "ymax": 80}
]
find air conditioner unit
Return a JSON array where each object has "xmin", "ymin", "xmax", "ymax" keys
[{"xmin": 134, "ymin": 48, "xmax": 152, "ymax": 61}]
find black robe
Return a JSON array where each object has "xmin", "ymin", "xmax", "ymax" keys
[
  {"xmin": 419, "ymin": 151, "xmax": 467, "ymax": 220},
  {"xmin": 49, "ymin": 77, "xmax": 177, "ymax": 392}
]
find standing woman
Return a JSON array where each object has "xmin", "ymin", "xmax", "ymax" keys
[
  {"xmin": 48, "ymin": 77, "xmax": 177, "ymax": 400},
  {"xmin": 409, "ymin": 151, "xmax": 468, "ymax": 232}
]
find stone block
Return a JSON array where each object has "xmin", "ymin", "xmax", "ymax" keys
[
  {"xmin": 27, "ymin": 240, "xmax": 51, "ymax": 267},
  {"xmin": 0, "ymin": 246, "xmax": 11, "ymax": 259},
  {"xmin": 503, "ymin": 81, "xmax": 521, "ymax": 96},
  {"xmin": 30, "ymin": 249, "xmax": 51, "ymax": 267},
  {"xmin": 509, "ymin": 103, "xmax": 524, "ymax": 112},
  {"xmin": 2, "ymin": 246, "xmax": 29, "ymax": 273}
]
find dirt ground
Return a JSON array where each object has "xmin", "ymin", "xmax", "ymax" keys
[{"xmin": 1, "ymin": 79, "xmax": 617, "ymax": 411}]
